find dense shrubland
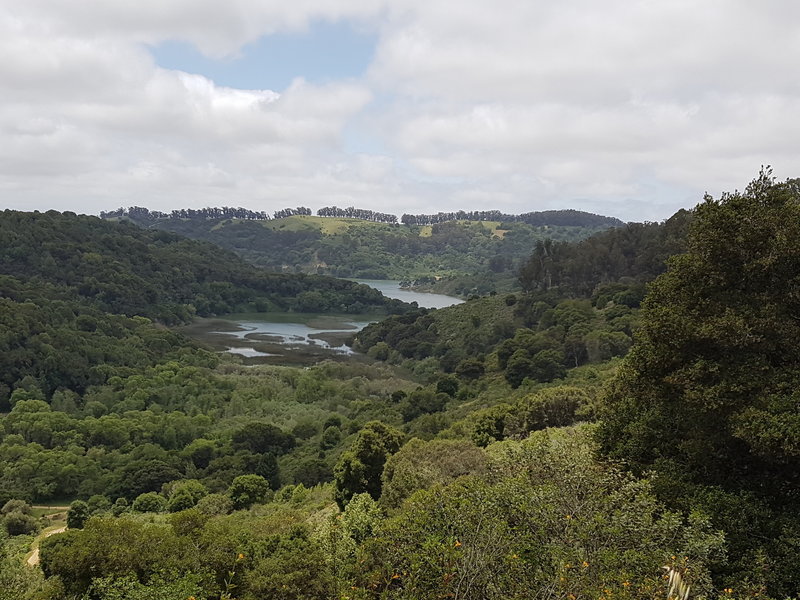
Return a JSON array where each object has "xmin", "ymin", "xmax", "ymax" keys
[
  {"xmin": 352, "ymin": 289, "xmax": 638, "ymax": 388},
  {"xmin": 5, "ymin": 428, "xmax": 728, "ymax": 600},
  {"xmin": 3, "ymin": 173, "xmax": 800, "ymax": 599}
]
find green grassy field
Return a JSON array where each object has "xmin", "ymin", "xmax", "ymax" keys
[{"xmin": 262, "ymin": 215, "xmax": 357, "ymax": 235}]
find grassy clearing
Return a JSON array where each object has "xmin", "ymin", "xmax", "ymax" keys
[
  {"xmin": 260, "ymin": 216, "xmax": 357, "ymax": 235},
  {"xmin": 29, "ymin": 506, "xmax": 70, "ymax": 519}
]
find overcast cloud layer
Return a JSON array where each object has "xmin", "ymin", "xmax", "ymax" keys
[{"xmin": 2, "ymin": 0, "xmax": 799, "ymax": 221}]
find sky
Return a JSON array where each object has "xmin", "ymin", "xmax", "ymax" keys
[{"xmin": 2, "ymin": 1, "xmax": 799, "ymax": 222}]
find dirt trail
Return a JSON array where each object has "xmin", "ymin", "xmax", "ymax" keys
[{"xmin": 26, "ymin": 525, "xmax": 67, "ymax": 567}]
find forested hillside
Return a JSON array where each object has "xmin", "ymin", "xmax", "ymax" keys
[
  {"xmin": 426, "ymin": 211, "xmax": 691, "ymax": 297},
  {"xmin": 103, "ymin": 208, "xmax": 620, "ymax": 282},
  {"xmin": 0, "ymin": 210, "xmax": 409, "ymax": 323},
  {"xmin": 3, "ymin": 173, "xmax": 800, "ymax": 599}
]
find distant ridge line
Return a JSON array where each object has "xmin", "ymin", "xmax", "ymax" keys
[{"xmin": 101, "ymin": 205, "xmax": 624, "ymax": 228}]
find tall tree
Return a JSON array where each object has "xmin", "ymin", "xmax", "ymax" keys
[
  {"xmin": 333, "ymin": 421, "xmax": 404, "ymax": 508},
  {"xmin": 597, "ymin": 170, "xmax": 800, "ymax": 593}
]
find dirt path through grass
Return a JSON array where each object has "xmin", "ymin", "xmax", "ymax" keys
[
  {"xmin": 25, "ymin": 507, "xmax": 69, "ymax": 567},
  {"xmin": 26, "ymin": 524, "xmax": 67, "ymax": 567}
]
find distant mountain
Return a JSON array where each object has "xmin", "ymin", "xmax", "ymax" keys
[{"xmin": 102, "ymin": 206, "xmax": 624, "ymax": 281}]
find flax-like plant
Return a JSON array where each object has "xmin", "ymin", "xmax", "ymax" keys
[{"xmin": 664, "ymin": 566, "xmax": 690, "ymax": 600}]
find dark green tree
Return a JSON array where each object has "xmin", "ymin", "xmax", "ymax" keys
[
  {"xmin": 228, "ymin": 474, "xmax": 271, "ymax": 510},
  {"xmin": 597, "ymin": 171, "xmax": 800, "ymax": 595},
  {"xmin": 505, "ymin": 350, "xmax": 533, "ymax": 388},
  {"xmin": 232, "ymin": 422, "xmax": 295, "ymax": 456},
  {"xmin": 3, "ymin": 510, "xmax": 39, "ymax": 536},
  {"xmin": 528, "ymin": 349, "xmax": 566, "ymax": 383},
  {"xmin": 333, "ymin": 421, "xmax": 404, "ymax": 508},
  {"xmin": 320, "ymin": 426, "xmax": 341, "ymax": 450},
  {"xmin": 132, "ymin": 492, "xmax": 167, "ymax": 513},
  {"xmin": 67, "ymin": 500, "xmax": 90, "ymax": 529}
]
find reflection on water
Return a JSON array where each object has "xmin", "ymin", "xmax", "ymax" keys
[
  {"xmin": 353, "ymin": 279, "xmax": 463, "ymax": 309},
  {"xmin": 225, "ymin": 346, "xmax": 275, "ymax": 358},
  {"xmin": 180, "ymin": 313, "xmax": 375, "ymax": 366},
  {"xmin": 181, "ymin": 282, "xmax": 461, "ymax": 366}
]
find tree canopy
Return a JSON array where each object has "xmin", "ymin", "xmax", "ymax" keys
[{"xmin": 598, "ymin": 170, "xmax": 800, "ymax": 594}]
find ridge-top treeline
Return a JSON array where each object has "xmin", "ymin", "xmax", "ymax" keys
[
  {"xmin": 103, "ymin": 205, "xmax": 623, "ymax": 228},
  {"xmin": 101, "ymin": 206, "xmax": 313, "ymax": 222},
  {"xmin": 399, "ymin": 208, "xmax": 624, "ymax": 227}
]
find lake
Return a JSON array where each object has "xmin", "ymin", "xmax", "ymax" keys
[
  {"xmin": 180, "ymin": 281, "xmax": 462, "ymax": 365},
  {"xmin": 353, "ymin": 279, "xmax": 463, "ymax": 309}
]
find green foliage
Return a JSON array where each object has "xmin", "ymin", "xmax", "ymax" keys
[
  {"xmin": 232, "ymin": 422, "xmax": 296, "ymax": 455},
  {"xmin": 334, "ymin": 421, "xmax": 404, "ymax": 508},
  {"xmin": 342, "ymin": 493, "xmax": 382, "ymax": 543},
  {"xmin": 518, "ymin": 210, "xmax": 690, "ymax": 295},
  {"xmin": 598, "ymin": 171, "xmax": 800, "ymax": 595},
  {"xmin": 320, "ymin": 425, "xmax": 342, "ymax": 449},
  {"xmin": 399, "ymin": 389, "xmax": 448, "ymax": 422},
  {"xmin": 358, "ymin": 293, "xmax": 632, "ymax": 392},
  {"xmin": 0, "ymin": 210, "xmax": 409, "ymax": 326},
  {"xmin": 356, "ymin": 427, "xmax": 724, "ymax": 600},
  {"xmin": 600, "ymin": 172, "xmax": 800, "ymax": 478},
  {"xmin": 131, "ymin": 492, "xmax": 167, "ymax": 513},
  {"xmin": 3, "ymin": 510, "xmax": 39, "ymax": 536},
  {"xmin": 0, "ymin": 543, "xmax": 43, "ymax": 600},
  {"xmin": 468, "ymin": 404, "xmax": 512, "ymax": 447},
  {"xmin": 8, "ymin": 191, "xmax": 799, "ymax": 598},
  {"xmin": 228, "ymin": 474, "xmax": 271, "ymax": 510},
  {"xmin": 455, "ymin": 357, "xmax": 485, "ymax": 379},
  {"xmin": 0, "ymin": 279, "xmax": 205, "ymax": 403},
  {"xmin": 1, "ymin": 499, "xmax": 31, "ymax": 515},
  {"xmin": 87, "ymin": 574, "xmax": 208, "ymax": 600},
  {"xmin": 39, "ymin": 517, "xmax": 190, "ymax": 596},
  {"xmin": 66, "ymin": 500, "xmax": 90, "ymax": 529},
  {"xmin": 504, "ymin": 386, "xmax": 592, "ymax": 437},
  {"xmin": 87, "ymin": 494, "xmax": 111, "ymax": 514},
  {"xmin": 0, "ymin": 354, "xmax": 416, "ymax": 504},
  {"xmin": 195, "ymin": 492, "xmax": 234, "ymax": 516},
  {"xmin": 241, "ymin": 532, "xmax": 333, "ymax": 600},
  {"xmin": 111, "ymin": 497, "xmax": 128, "ymax": 516},
  {"xmin": 381, "ymin": 438, "xmax": 487, "ymax": 509},
  {"xmin": 165, "ymin": 479, "xmax": 208, "ymax": 512},
  {"xmin": 116, "ymin": 210, "xmax": 618, "ymax": 283},
  {"xmin": 435, "ymin": 375, "xmax": 459, "ymax": 397}
]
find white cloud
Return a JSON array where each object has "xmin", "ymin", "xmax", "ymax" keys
[{"xmin": 1, "ymin": 0, "xmax": 799, "ymax": 221}]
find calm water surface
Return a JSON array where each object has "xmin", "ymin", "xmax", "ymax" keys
[
  {"xmin": 180, "ymin": 281, "xmax": 461, "ymax": 365},
  {"xmin": 180, "ymin": 313, "xmax": 372, "ymax": 365},
  {"xmin": 353, "ymin": 279, "xmax": 463, "ymax": 309}
]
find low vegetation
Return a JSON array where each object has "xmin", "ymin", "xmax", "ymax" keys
[{"xmin": 2, "ymin": 172, "xmax": 798, "ymax": 599}]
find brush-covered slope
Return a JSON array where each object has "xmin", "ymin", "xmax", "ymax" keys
[
  {"xmin": 0, "ymin": 210, "xmax": 410, "ymax": 324},
  {"xmin": 106, "ymin": 210, "xmax": 622, "ymax": 280}
]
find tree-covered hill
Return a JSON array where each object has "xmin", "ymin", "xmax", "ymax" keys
[
  {"xmin": 518, "ymin": 208, "xmax": 691, "ymax": 295},
  {"xmin": 0, "ymin": 209, "xmax": 410, "ymax": 408},
  {"xmin": 102, "ymin": 208, "xmax": 622, "ymax": 281},
  {"xmin": 353, "ymin": 208, "xmax": 691, "ymax": 380},
  {"xmin": 0, "ymin": 210, "xmax": 410, "ymax": 324},
  {"xmin": 5, "ymin": 175, "xmax": 800, "ymax": 599},
  {"xmin": 598, "ymin": 172, "xmax": 800, "ymax": 594}
]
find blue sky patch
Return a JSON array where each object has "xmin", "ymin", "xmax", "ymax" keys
[{"xmin": 151, "ymin": 20, "xmax": 377, "ymax": 91}]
